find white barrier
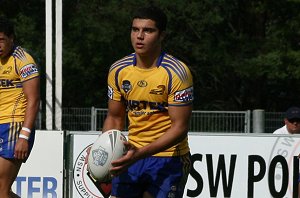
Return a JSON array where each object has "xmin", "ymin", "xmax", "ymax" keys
[
  {"xmin": 186, "ymin": 133, "xmax": 300, "ymax": 198},
  {"xmin": 11, "ymin": 130, "xmax": 64, "ymax": 198},
  {"xmin": 69, "ymin": 132, "xmax": 102, "ymax": 198},
  {"xmin": 15, "ymin": 131, "xmax": 298, "ymax": 197},
  {"xmin": 68, "ymin": 132, "xmax": 300, "ymax": 198}
]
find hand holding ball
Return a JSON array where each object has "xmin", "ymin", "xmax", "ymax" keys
[{"xmin": 87, "ymin": 129, "xmax": 127, "ymax": 181}]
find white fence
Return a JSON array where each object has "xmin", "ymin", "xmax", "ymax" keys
[
  {"xmin": 35, "ymin": 107, "xmax": 285, "ymax": 133},
  {"xmin": 70, "ymin": 108, "xmax": 252, "ymax": 133}
]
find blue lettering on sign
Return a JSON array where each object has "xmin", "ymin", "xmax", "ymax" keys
[
  {"xmin": 29, "ymin": 177, "xmax": 41, "ymax": 195},
  {"xmin": 43, "ymin": 177, "xmax": 57, "ymax": 197},
  {"xmin": 14, "ymin": 176, "xmax": 57, "ymax": 198}
]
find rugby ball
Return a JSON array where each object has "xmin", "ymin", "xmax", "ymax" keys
[{"xmin": 87, "ymin": 129, "xmax": 127, "ymax": 181}]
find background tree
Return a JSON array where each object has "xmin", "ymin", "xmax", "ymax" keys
[{"xmin": 1, "ymin": 0, "xmax": 300, "ymax": 111}]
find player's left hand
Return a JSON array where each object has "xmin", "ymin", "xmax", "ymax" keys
[
  {"xmin": 110, "ymin": 142, "xmax": 138, "ymax": 176},
  {"xmin": 14, "ymin": 138, "xmax": 29, "ymax": 160}
]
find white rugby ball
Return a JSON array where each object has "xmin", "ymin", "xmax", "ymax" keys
[{"xmin": 87, "ymin": 129, "xmax": 127, "ymax": 181}]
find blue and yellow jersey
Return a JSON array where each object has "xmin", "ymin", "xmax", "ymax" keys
[
  {"xmin": 0, "ymin": 46, "xmax": 39, "ymax": 123},
  {"xmin": 107, "ymin": 52, "xmax": 193, "ymax": 157}
]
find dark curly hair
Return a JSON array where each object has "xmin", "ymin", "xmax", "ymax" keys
[
  {"xmin": 132, "ymin": 6, "xmax": 167, "ymax": 32},
  {"xmin": 0, "ymin": 17, "xmax": 15, "ymax": 37}
]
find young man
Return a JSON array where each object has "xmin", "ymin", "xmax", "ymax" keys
[
  {"xmin": 0, "ymin": 17, "xmax": 40, "ymax": 198},
  {"xmin": 102, "ymin": 6, "xmax": 193, "ymax": 198}
]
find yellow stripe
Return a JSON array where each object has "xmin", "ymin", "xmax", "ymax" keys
[
  {"xmin": 8, "ymin": 122, "xmax": 13, "ymax": 149},
  {"xmin": 8, "ymin": 122, "xmax": 22, "ymax": 150}
]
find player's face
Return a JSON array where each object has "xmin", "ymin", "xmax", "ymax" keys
[
  {"xmin": 131, "ymin": 19, "xmax": 165, "ymax": 57},
  {"xmin": 285, "ymin": 118, "xmax": 300, "ymax": 134},
  {"xmin": 0, "ymin": 32, "xmax": 14, "ymax": 59}
]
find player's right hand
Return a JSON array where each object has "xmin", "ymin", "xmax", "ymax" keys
[{"xmin": 14, "ymin": 138, "xmax": 29, "ymax": 160}]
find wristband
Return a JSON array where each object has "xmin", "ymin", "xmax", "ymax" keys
[
  {"xmin": 19, "ymin": 134, "xmax": 29, "ymax": 140},
  {"xmin": 22, "ymin": 127, "xmax": 31, "ymax": 133}
]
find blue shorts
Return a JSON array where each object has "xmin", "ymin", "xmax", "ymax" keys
[
  {"xmin": 111, "ymin": 152, "xmax": 191, "ymax": 198},
  {"xmin": 0, "ymin": 122, "xmax": 35, "ymax": 162}
]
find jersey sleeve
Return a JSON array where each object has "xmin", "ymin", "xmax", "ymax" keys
[
  {"xmin": 168, "ymin": 62, "xmax": 194, "ymax": 106},
  {"xmin": 14, "ymin": 47, "xmax": 39, "ymax": 82},
  {"xmin": 107, "ymin": 67, "xmax": 122, "ymax": 101},
  {"xmin": 107, "ymin": 54, "xmax": 135, "ymax": 102}
]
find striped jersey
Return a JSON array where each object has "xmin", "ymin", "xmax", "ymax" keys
[
  {"xmin": 107, "ymin": 52, "xmax": 193, "ymax": 156},
  {"xmin": 0, "ymin": 46, "xmax": 39, "ymax": 123}
]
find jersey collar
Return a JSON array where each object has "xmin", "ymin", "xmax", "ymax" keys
[{"xmin": 133, "ymin": 52, "xmax": 165, "ymax": 67}]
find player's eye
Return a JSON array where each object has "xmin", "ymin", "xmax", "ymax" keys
[
  {"xmin": 144, "ymin": 28, "xmax": 155, "ymax": 33},
  {"xmin": 131, "ymin": 27, "xmax": 139, "ymax": 32}
]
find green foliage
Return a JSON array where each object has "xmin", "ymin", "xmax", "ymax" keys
[{"xmin": 1, "ymin": 0, "xmax": 300, "ymax": 111}]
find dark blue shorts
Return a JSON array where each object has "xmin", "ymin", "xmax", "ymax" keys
[
  {"xmin": 0, "ymin": 122, "xmax": 35, "ymax": 162},
  {"xmin": 111, "ymin": 152, "xmax": 191, "ymax": 198}
]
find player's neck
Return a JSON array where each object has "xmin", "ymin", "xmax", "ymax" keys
[
  {"xmin": 0, "ymin": 47, "xmax": 14, "ymax": 63},
  {"xmin": 0, "ymin": 53, "xmax": 11, "ymax": 63},
  {"xmin": 135, "ymin": 50, "xmax": 161, "ymax": 69}
]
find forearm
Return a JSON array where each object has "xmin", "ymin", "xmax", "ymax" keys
[
  {"xmin": 102, "ymin": 99, "xmax": 126, "ymax": 132},
  {"xmin": 23, "ymin": 98, "xmax": 40, "ymax": 129},
  {"xmin": 102, "ymin": 115, "xmax": 125, "ymax": 132},
  {"xmin": 22, "ymin": 77, "xmax": 40, "ymax": 130}
]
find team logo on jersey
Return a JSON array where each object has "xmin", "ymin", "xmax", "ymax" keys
[
  {"xmin": 20, "ymin": 63, "xmax": 38, "ymax": 78},
  {"xmin": 2, "ymin": 66, "xmax": 12, "ymax": 74},
  {"xmin": 150, "ymin": 85, "xmax": 165, "ymax": 95},
  {"xmin": 122, "ymin": 80, "xmax": 132, "ymax": 93},
  {"xmin": 137, "ymin": 80, "xmax": 147, "ymax": 87},
  {"xmin": 174, "ymin": 87, "xmax": 193, "ymax": 102}
]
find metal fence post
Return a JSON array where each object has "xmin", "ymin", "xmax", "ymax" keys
[
  {"xmin": 91, "ymin": 106, "xmax": 95, "ymax": 131},
  {"xmin": 245, "ymin": 110, "xmax": 251, "ymax": 133},
  {"xmin": 253, "ymin": 109, "xmax": 265, "ymax": 133}
]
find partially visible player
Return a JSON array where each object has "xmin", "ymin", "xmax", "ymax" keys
[
  {"xmin": 101, "ymin": 5, "xmax": 193, "ymax": 198},
  {"xmin": 273, "ymin": 106, "xmax": 300, "ymax": 197},
  {"xmin": 273, "ymin": 106, "xmax": 300, "ymax": 134},
  {"xmin": 0, "ymin": 17, "xmax": 40, "ymax": 198}
]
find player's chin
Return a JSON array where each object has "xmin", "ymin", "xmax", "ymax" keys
[
  {"xmin": 295, "ymin": 130, "xmax": 300, "ymax": 134},
  {"xmin": 292, "ymin": 129, "xmax": 300, "ymax": 134},
  {"xmin": 134, "ymin": 48, "xmax": 148, "ymax": 55}
]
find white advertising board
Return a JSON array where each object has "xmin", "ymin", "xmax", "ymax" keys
[
  {"xmin": 70, "ymin": 132, "xmax": 300, "ymax": 198},
  {"xmin": 11, "ymin": 130, "xmax": 64, "ymax": 198},
  {"xmin": 185, "ymin": 134, "xmax": 300, "ymax": 198},
  {"xmin": 71, "ymin": 133, "xmax": 104, "ymax": 198}
]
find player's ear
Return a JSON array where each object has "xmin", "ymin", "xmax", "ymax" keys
[
  {"xmin": 159, "ymin": 31, "xmax": 166, "ymax": 42},
  {"xmin": 9, "ymin": 34, "xmax": 14, "ymax": 43}
]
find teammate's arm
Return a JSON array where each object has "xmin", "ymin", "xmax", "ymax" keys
[
  {"xmin": 102, "ymin": 99, "xmax": 126, "ymax": 132},
  {"xmin": 22, "ymin": 77, "xmax": 40, "ymax": 130},
  {"xmin": 14, "ymin": 77, "xmax": 40, "ymax": 160}
]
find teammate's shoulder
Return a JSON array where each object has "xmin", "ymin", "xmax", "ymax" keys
[
  {"xmin": 109, "ymin": 53, "xmax": 135, "ymax": 72},
  {"xmin": 12, "ymin": 46, "xmax": 34, "ymax": 63}
]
